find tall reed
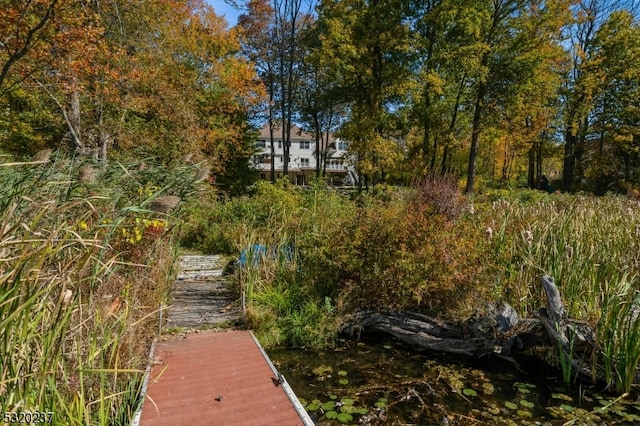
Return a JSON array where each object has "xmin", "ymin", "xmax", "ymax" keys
[
  {"xmin": 482, "ymin": 191, "xmax": 640, "ymax": 393},
  {"xmin": 597, "ymin": 274, "xmax": 640, "ymax": 394},
  {"xmin": 0, "ymin": 153, "xmax": 202, "ymax": 423}
]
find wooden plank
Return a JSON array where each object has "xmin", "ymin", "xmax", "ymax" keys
[{"xmin": 164, "ymin": 256, "xmax": 240, "ymax": 329}]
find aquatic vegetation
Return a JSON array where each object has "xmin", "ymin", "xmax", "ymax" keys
[{"xmin": 272, "ymin": 338, "xmax": 640, "ymax": 425}]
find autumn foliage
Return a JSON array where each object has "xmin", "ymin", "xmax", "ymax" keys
[{"xmin": 0, "ymin": 0, "xmax": 264, "ymax": 190}]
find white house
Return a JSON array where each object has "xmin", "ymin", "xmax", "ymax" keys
[{"xmin": 252, "ymin": 125, "xmax": 354, "ymax": 186}]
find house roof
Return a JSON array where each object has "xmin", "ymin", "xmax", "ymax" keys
[{"xmin": 258, "ymin": 125, "xmax": 336, "ymax": 144}]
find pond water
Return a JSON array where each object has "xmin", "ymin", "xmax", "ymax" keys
[{"xmin": 267, "ymin": 335, "xmax": 640, "ymax": 425}]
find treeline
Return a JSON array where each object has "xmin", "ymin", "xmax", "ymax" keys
[
  {"xmin": 241, "ymin": 0, "xmax": 640, "ymax": 194},
  {"xmin": 0, "ymin": 0, "xmax": 262, "ymax": 192},
  {"xmin": 2, "ymin": 1, "xmax": 640, "ymax": 195}
]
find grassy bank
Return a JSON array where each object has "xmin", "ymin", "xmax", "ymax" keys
[
  {"xmin": 0, "ymin": 151, "xmax": 204, "ymax": 424},
  {"xmin": 181, "ymin": 177, "xmax": 640, "ymax": 394}
]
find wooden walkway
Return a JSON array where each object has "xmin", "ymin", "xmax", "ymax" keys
[
  {"xmin": 164, "ymin": 255, "xmax": 240, "ymax": 329},
  {"xmin": 133, "ymin": 255, "xmax": 313, "ymax": 426}
]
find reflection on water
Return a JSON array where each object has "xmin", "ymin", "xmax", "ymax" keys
[{"xmin": 267, "ymin": 334, "xmax": 640, "ymax": 425}]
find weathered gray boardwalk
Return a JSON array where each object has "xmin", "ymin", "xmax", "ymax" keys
[{"xmin": 164, "ymin": 255, "xmax": 241, "ymax": 329}]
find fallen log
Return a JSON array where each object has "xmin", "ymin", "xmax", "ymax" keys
[{"xmin": 341, "ymin": 276, "xmax": 598, "ymax": 382}]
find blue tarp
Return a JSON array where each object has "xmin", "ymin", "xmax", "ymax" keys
[{"xmin": 237, "ymin": 244, "xmax": 294, "ymax": 268}]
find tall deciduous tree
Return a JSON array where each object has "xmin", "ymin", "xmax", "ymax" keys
[
  {"xmin": 315, "ymin": 0, "xmax": 413, "ymax": 188},
  {"xmin": 559, "ymin": 0, "xmax": 639, "ymax": 190},
  {"xmin": 239, "ymin": 0, "xmax": 278, "ymax": 181},
  {"xmin": 580, "ymin": 9, "xmax": 640, "ymax": 191},
  {"xmin": 0, "ymin": 0, "xmax": 66, "ymax": 97},
  {"xmin": 463, "ymin": 0, "xmax": 571, "ymax": 194}
]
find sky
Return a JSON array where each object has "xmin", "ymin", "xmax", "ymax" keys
[{"xmin": 207, "ymin": 1, "xmax": 243, "ymax": 27}]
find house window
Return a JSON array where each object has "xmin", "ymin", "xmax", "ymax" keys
[
  {"xmin": 277, "ymin": 140, "xmax": 282, "ymax": 149},
  {"xmin": 300, "ymin": 141, "xmax": 310, "ymax": 149},
  {"xmin": 257, "ymin": 139, "xmax": 266, "ymax": 149},
  {"xmin": 300, "ymin": 158, "xmax": 310, "ymax": 167},
  {"xmin": 328, "ymin": 160, "xmax": 343, "ymax": 170},
  {"xmin": 337, "ymin": 141, "xmax": 348, "ymax": 151}
]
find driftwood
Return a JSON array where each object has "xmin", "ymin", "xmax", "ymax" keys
[{"xmin": 341, "ymin": 276, "xmax": 598, "ymax": 381}]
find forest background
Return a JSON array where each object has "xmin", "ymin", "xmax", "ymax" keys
[{"xmin": 1, "ymin": 0, "xmax": 640, "ymax": 194}]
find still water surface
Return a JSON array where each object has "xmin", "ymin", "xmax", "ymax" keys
[{"xmin": 268, "ymin": 335, "xmax": 640, "ymax": 425}]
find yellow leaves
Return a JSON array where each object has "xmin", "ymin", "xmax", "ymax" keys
[
  {"xmin": 118, "ymin": 217, "xmax": 167, "ymax": 246},
  {"xmin": 423, "ymin": 71, "xmax": 445, "ymax": 96}
]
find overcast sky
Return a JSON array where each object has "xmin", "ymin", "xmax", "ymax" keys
[{"xmin": 207, "ymin": 1, "xmax": 242, "ymax": 27}]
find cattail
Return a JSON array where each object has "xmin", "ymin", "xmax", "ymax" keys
[
  {"xmin": 195, "ymin": 162, "xmax": 211, "ymax": 182},
  {"xmin": 525, "ymin": 230, "xmax": 533, "ymax": 244},
  {"xmin": 78, "ymin": 164, "xmax": 97, "ymax": 184},
  {"xmin": 33, "ymin": 149, "xmax": 52, "ymax": 163},
  {"xmin": 63, "ymin": 289, "xmax": 73, "ymax": 305},
  {"xmin": 149, "ymin": 195, "xmax": 181, "ymax": 213},
  {"xmin": 486, "ymin": 226, "xmax": 493, "ymax": 240}
]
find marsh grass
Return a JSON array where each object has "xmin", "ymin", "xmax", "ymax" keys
[
  {"xmin": 182, "ymin": 180, "xmax": 640, "ymax": 392},
  {"xmin": 0, "ymin": 153, "xmax": 202, "ymax": 424},
  {"xmin": 482, "ymin": 191, "xmax": 640, "ymax": 393},
  {"xmin": 597, "ymin": 275, "xmax": 640, "ymax": 394}
]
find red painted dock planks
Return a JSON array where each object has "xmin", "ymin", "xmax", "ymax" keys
[{"xmin": 138, "ymin": 330, "xmax": 308, "ymax": 426}]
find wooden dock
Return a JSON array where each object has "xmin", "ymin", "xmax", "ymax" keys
[
  {"xmin": 164, "ymin": 255, "xmax": 240, "ymax": 329},
  {"xmin": 133, "ymin": 255, "xmax": 313, "ymax": 425}
]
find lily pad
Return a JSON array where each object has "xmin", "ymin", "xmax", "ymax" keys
[
  {"xmin": 354, "ymin": 407, "xmax": 369, "ymax": 415},
  {"xmin": 329, "ymin": 394, "xmax": 338, "ymax": 400},
  {"xmin": 520, "ymin": 400, "xmax": 534, "ymax": 408},
  {"xmin": 325, "ymin": 410, "xmax": 338, "ymax": 419},
  {"xmin": 337, "ymin": 370, "xmax": 348, "ymax": 376},
  {"xmin": 517, "ymin": 409, "xmax": 532, "ymax": 418},
  {"xmin": 374, "ymin": 397, "xmax": 388, "ymax": 408},
  {"xmin": 560, "ymin": 404, "xmax": 575, "ymax": 412},
  {"xmin": 337, "ymin": 412, "xmax": 353, "ymax": 423},
  {"xmin": 463, "ymin": 388, "xmax": 477, "ymax": 397},
  {"xmin": 307, "ymin": 402, "xmax": 320, "ymax": 411},
  {"xmin": 481, "ymin": 382, "xmax": 495, "ymax": 395},
  {"xmin": 551, "ymin": 393, "xmax": 573, "ymax": 401},
  {"xmin": 341, "ymin": 397, "xmax": 355, "ymax": 406},
  {"xmin": 514, "ymin": 382, "xmax": 535, "ymax": 394},
  {"xmin": 338, "ymin": 378, "xmax": 349, "ymax": 385},
  {"xmin": 312, "ymin": 365, "xmax": 333, "ymax": 376},
  {"xmin": 340, "ymin": 405, "xmax": 357, "ymax": 414},
  {"xmin": 322, "ymin": 401, "xmax": 336, "ymax": 411},
  {"xmin": 504, "ymin": 401, "xmax": 518, "ymax": 410},
  {"xmin": 487, "ymin": 406, "xmax": 500, "ymax": 415},
  {"xmin": 514, "ymin": 382, "xmax": 536, "ymax": 389},
  {"xmin": 383, "ymin": 345, "xmax": 392, "ymax": 349}
]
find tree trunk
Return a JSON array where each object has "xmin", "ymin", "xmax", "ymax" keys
[
  {"xmin": 466, "ymin": 84, "xmax": 485, "ymax": 194},
  {"xmin": 528, "ymin": 144, "xmax": 535, "ymax": 188},
  {"xmin": 342, "ymin": 276, "xmax": 598, "ymax": 383},
  {"xmin": 563, "ymin": 129, "xmax": 576, "ymax": 191}
]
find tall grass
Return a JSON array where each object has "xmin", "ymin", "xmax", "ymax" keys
[
  {"xmin": 481, "ymin": 191, "xmax": 640, "ymax": 393},
  {"xmin": 597, "ymin": 275, "xmax": 640, "ymax": 394},
  {"xmin": 0, "ymin": 152, "xmax": 202, "ymax": 423}
]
